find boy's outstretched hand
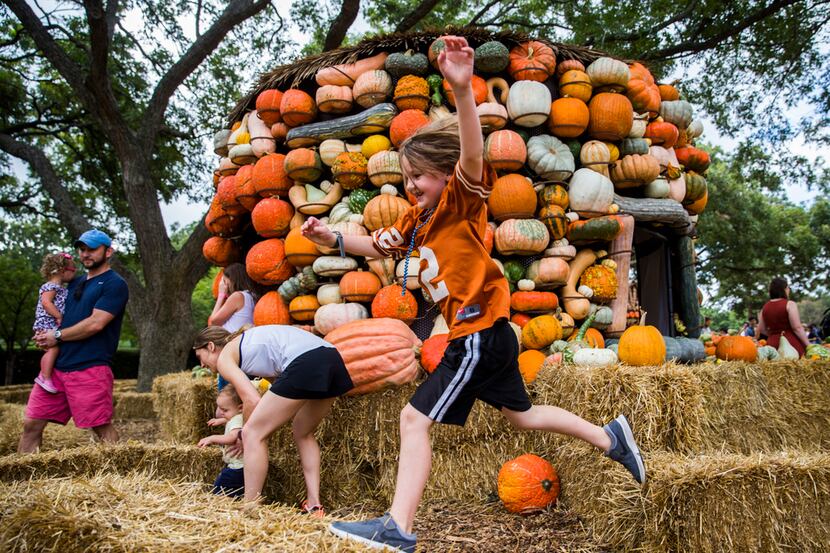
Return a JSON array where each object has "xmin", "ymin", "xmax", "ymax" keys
[
  {"xmin": 301, "ymin": 216, "xmax": 335, "ymax": 247},
  {"xmin": 437, "ymin": 36, "xmax": 474, "ymax": 91}
]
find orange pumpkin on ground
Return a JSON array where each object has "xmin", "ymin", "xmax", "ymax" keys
[
  {"xmin": 371, "ymin": 284, "xmax": 418, "ymax": 324},
  {"xmin": 253, "ymin": 291, "xmax": 291, "ymax": 325},
  {"xmin": 325, "ymin": 318, "xmax": 422, "ymax": 395},
  {"xmin": 420, "ymin": 333, "xmax": 450, "ymax": 374},
  {"xmin": 518, "ymin": 350, "xmax": 546, "ymax": 384},
  {"xmin": 715, "ymin": 335, "xmax": 758, "ymax": 361},
  {"xmin": 498, "ymin": 454, "xmax": 560, "ymax": 514}
]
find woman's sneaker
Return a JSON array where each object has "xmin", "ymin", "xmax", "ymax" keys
[
  {"xmin": 603, "ymin": 414, "xmax": 646, "ymax": 484},
  {"xmin": 34, "ymin": 376, "xmax": 58, "ymax": 394},
  {"xmin": 329, "ymin": 512, "xmax": 416, "ymax": 552},
  {"xmin": 301, "ymin": 500, "xmax": 325, "ymax": 519}
]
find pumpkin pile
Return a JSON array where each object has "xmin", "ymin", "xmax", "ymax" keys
[{"xmin": 204, "ymin": 34, "xmax": 713, "ymax": 375}]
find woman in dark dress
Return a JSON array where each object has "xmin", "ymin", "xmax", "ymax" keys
[{"xmin": 757, "ymin": 277, "xmax": 810, "ymax": 357}]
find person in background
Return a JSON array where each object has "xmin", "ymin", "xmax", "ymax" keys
[
  {"xmin": 701, "ymin": 317, "xmax": 713, "ymax": 334},
  {"xmin": 21, "ymin": 230, "xmax": 129, "ymax": 453},
  {"xmin": 807, "ymin": 323, "xmax": 821, "ymax": 344},
  {"xmin": 32, "ymin": 253, "xmax": 77, "ymax": 393},
  {"xmin": 740, "ymin": 317, "xmax": 757, "ymax": 338},
  {"xmin": 207, "ymin": 263, "xmax": 262, "ymax": 391},
  {"xmin": 757, "ymin": 277, "xmax": 810, "ymax": 357}
]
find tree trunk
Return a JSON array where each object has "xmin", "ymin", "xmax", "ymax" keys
[{"xmin": 674, "ymin": 235, "xmax": 701, "ymax": 338}]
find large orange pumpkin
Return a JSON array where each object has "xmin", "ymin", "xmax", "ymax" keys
[
  {"xmin": 508, "ymin": 41, "xmax": 556, "ymax": 82},
  {"xmin": 325, "ymin": 318, "xmax": 422, "ymax": 395},
  {"xmin": 715, "ymin": 335, "xmax": 758, "ymax": 361},
  {"xmin": 521, "ymin": 314, "xmax": 562, "ymax": 350},
  {"xmin": 389, "ymin": 109, "xmax": 430, "ymax": 147},
  {"xmin": 548, "ymin": 98, "xmax": 590, "ymax": 138},
  {"xmin": 420, "ymin": 333, "xmax": 450, "ymax": 374},
  {"xmin": 371, "ymin": 284, "xmax": 418, "ymax": 324},
  {"xmin": 234, "ymin": 164, "xmax": 260, "ymax": 211},
  {"xmin": 283, "ymin": 226, "xmax": 320, "ymax": 268},
  {"xmin": 498, "ymin": 454, "xmax": 560, "ymax": 514},
  {"xmin": 279, "ymin": 89, "xmax": 316, "ymax": 127},
  {"xmin": 618, "ymin": 315, "xmax": 665, "ymax": 366},
  {"xmin": 484, "ymin": 129, "xmax": 527, "ymax": 172},
  {"xmin": 252, "ymin": 291, "xmax": 291, "ymax": 325},
  {"xmin": 245, "ymin": 238, "xmax": 294, "ymax": 285}
]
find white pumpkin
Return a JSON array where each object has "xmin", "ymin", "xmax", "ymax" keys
[
  {"xmin": 506, "ymin": 80, "xmax": 551, "ymax": 127},
  {"xmin": 314, "ymin": 302, "xmax": 368, "ymax": 335},
  {"xmin": 686, "ymin": 119, "xmax": 704, "ymax": 140},
  {"xmin": 778, "ymin": 335, "xmax": 799, "ymax": 359},
  {"xmin": 312, "ymin": 255, "xmax": 359, "ymax": 277},
  {"xmin": 396, "ymin": 257, "xmax": 422, "ymax": 290},
  {"xmin": 316, "ymin": 283, "xmax": 343, "ymax": 305},
  {"xmin": 585, "ymin": 57, "xmax": 630, "ymax": 93},
  {"xmin": 328, "ymin": 200, "xmax": 355, "ymax": 224},
  {"xmin": 527, "ymin": 135, "xmax": 575, "ymax": 181},
  {"xmin": 649, "ymin": 145, "xmax": 685, "ymax": 202},
  {"xmin": 573, "ymin": 348, "xmax": 618, "ymax": 367},
  {"xmin": 628, "ymin": 112, "xmax": 649, "ymax": 138},
  {"xmin": 644, "ymin": 176, "xmax": 670, "ymax": 198},
  {"xmin": 319, "ymin": 139, "xmax": 348, "ymax": 166},
  {"xmin": 568, "ymin": 168, "xmax": 614, "ymax": 218},
  {"xmin": 659, "ymin": 100, "xmax": 694, "ymax": 130},
  {"xmin": 517, "ymin": 279, "xmax": 536, "ymax": 291}
]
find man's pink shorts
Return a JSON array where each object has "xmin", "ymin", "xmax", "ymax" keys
[{"xmin": 25, "ymin": 365, "xmax": 114, "ymax": 428}]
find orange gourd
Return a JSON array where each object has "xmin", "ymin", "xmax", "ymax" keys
[
  {"xmin": 255, "ymin": 89, "xmax": 283, "ymax": 126},
  {"xmin": 548, "ymin": 98, "xmax": 590, "ymax": 138},
  {"xmin": 420, "ymin": 333, "xmax": 449, "ymax": 374},
  {"xmin": 443, "ymin": 75, "xmax": 488, "ymax": 106},
  {"xmin": 644, "ymin": 121, "xmax": 680, "ymax": 149},
  {"xmin": 253, "ymin": 291, "xmax": 291, "ymax": 326},
  {"xmin": 511, "ymin": 291, "xmax": 559, "ymax": 313},
  {"xmin": 339, "ymin": 270, "xmax": 382, "ymax": 302},
  {"xmin": 251, "ymin": 197, "xmax": 294, "ymax": 238},
  {"xmin": 283, "ymin": 226, "xmax": 320, "ymax": 268},
  {"xmin": 279, "ymin": 89, "xmax": 317, "ymax": 127},
  {"xmin": 484, "ymin": 130, "xmax": 527, "ymax": 172},
  {"xmin": 202, "ymin": 237, "xmax": 239, "ymax": 267},
  {"xmin": 394, "ymin": 75, "xmax": 430, "ymax": 112},
  {"xmin": 245, "ymin": 239, "xmax": 294, "ymax": 286},
  {"xmin": 289, "ymin": 294, "xmax": 320, "ymax": 322},
  {"xmin": 498, "ymin": 454, "xmax": 560, "ymax": 514},
  {"xmin": 234, "ymin": 165, "xmax": 260, "ymax": 211},
  {"xmin": 558, "ymin": 70, "xmax": 592, "ymax": 103},
  {"xmin": 363, "ymin": 193, "xmax": 412, "ymax": 231},
  {"xmin": 371, "ymin": 284, "xmax": 418, "ymax": 324},
  {"xmin": 626, "ymin": 62, "xmax": 661, "ymax": 114},
  {"xmin": 252, "ymin": 153, "xmax": 292, "ymax": 198},
  {"xmin": 331, "ymin": 151, "xmax": 369, "ymax": 190},
  {"xmin": 518, "ymin": 350, "xmax": 547, "ymax": 384},
  {"xmin": 658, "ymin": 83, "xmax": 680, "ymax": 101},
  {"xmin": 521, "ymin": 314, "xmax": 563, "ymax": 350},
  {"xmin": 215, "ymin": 176, "xmax": 246, "ymax": 216},
  {"xmin": 284, "ymin": 148, "xmax": 323, "ymax": 183},
  {"xmin": 511, "ymin": 312, "xmax": 532, "ymax": 328},
  {"xmin": 587, "ymin": 93, "xmax": 634, "ymax": 142},
  {"xmin": 568, "ymin": 327, "xmax": 605, "ymax": 348},
  {"xmin": 488, "ymin": 174, "xmax": 537, "ymax": 221},
  {"xmin": 324, "ymin": 317, "xmax": 421, "ymax": 395},
  {"xmin": 389, "ymin": 109, "xmax": 431, "ymax": 147}
]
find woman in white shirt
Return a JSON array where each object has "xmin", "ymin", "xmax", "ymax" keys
[{"xmin": 193, "ymin": 324, "xmax": 353, "ymax": 513}]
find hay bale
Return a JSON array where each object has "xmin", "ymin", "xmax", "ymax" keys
[
  {"xmin": 548, "ymin": 445, "xmax": 830, "ymax": 552},
  {"xmin": 0, "ymin": 385, "xmax": 33, "ymax": 405},
  {"xmin": 694, "ymin": 360, "xmax": 830, "ymax": 453},
  {"xmin": 0, "ymin": 472, "xmax": 369, "ymax": 553},
  {"xmin": 532, "ymin": 362, "xmax": 705, "ymax": 453},
  {"xmin": 152, "ymin": 372, "xmax": 217, "ymax": 442},
  {"xmin": 0, "ymin": 441, "xmax": 223, "ymax": 483},
  {"xmin": 113, "ymin": 391, "xmax": 155, "ymax": 420}
]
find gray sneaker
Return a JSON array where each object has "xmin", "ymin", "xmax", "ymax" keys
[
  {"xmin": 603, "ymin": 414, "xmax": 646, "ymax": 484},
  {"xmin": 329, "ymin": 512, "xmax": 416, "ymax": 552}
]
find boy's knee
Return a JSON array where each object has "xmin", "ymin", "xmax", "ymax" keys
[{"xmin": 400, "ymin": 404, "xmax": 431, "ymax": 432}]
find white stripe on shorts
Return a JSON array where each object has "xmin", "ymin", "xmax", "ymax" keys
[{"xmin": 429, "ymin": 332, "xmax": 480, "ymax": 422}]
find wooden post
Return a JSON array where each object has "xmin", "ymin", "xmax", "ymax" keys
[
  {"xmin": 674, "ymin": 235, "xmax": 701, "ymax": 338},
  {"xmin": 606, "ymin": 214, "xmax": 634, "ymax": 337}
]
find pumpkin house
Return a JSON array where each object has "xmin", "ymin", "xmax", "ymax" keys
[{"xmin": 206, "ymin": 27, "xmax": 708, "ymax": 373}]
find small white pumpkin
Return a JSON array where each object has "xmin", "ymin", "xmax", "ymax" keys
[
  {"xmin": 686, "ymin": 119, "xmax": 704, "ymax": 140},
  {"xmin": 628, "ymin": 112, "xmax": 649, "ymax": 138},
  {"xmin": 396, "ymin": 257, "xmax": 422, "ymax": 290},
  {"xmin": 517, "ymin": 279, "xmax": 536, "ymax": 291},
  {"xmin": 578, "ymin": 284, "xmax": 594, "ymax": 298},
  {"xmin": 659, "ymin": 100, "xmax": 694, "ymax": 130},
  {"xmin": 527, "ymin": 135, "xmax": 575, "ymax": 181},
  {"xmin": 380, "ymin": 184, "xmax": 398, "ymax": 196},
  {"xmin": 644, "ymin": 176, "xmax": 670, "ymax": 198},
  {"xmin": 316, "ymin": 283, "xmax": 343, "ymax": 305},
  {"xmin": 313, "ymin": 302, "xmax": 368, "ymax": 335},
  {"xmin": 586, "ymin": 57, "xmax": 630, "ymax": 93},
  {"xmin": 319, "ymin": 139, "xmax": 348, "ymax": 166},
  {"xmin": 573, "ymin": 348, "xmax": 618, "ymax": 367}
]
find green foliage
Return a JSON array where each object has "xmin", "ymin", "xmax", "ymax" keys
[
  {"xmin": 192, "ymin": 267, "xmax": 220, "ymax": 330},
  {"xmin": 0, "ymin": 249, "xmax": 40, "ymax": 354}
]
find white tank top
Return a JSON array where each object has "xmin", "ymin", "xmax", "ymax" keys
[
  {"xmin": 238, "ymin": 325, "xmax": 334, "ymax": 378},
  {"xmin": 222, "ymin": 291, "xmax": 255, "ymax": 332}
]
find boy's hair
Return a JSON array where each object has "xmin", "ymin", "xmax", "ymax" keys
[
  {"xmin": 218, "ymin": 384, "xmax": 242, "ymax": 406},
  {"xmin": 192, "ymin": 324, "xmax": 250, "ymax": 350},
  {"xmin": 40, "ymin": 253, "xmax": 72, "ymax": 280},
  {"xmin": 399, "ymin": 116, "xmax": 460, "ymax": 178},
  {"xmin": 222, "ymin": 263, "xmax": 264, "ymax": 301}
]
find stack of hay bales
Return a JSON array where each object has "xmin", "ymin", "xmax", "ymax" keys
[{"xmin": 0, "ymin": 403, "xmax": 92, "ymax": 455}]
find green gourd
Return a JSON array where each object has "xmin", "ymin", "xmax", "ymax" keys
[
  {"xmin": 503, "ymin": 260, "xmax": 527, "ymax": 283},
  {"xmin": 348, "ymin": 188, "xmax": 379, "ymax": 214},
  {"xmin": 385, "ymin": 50, "xmax": 429, "ymax": 78},
  {"xmin": 474, "ymin": 41, "xmax": 510, "ymax": 73}
]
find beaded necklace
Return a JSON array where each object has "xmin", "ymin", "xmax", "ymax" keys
[{"xmin": 400, "ymin": 207, "xmax": 435, "ymax": 296}]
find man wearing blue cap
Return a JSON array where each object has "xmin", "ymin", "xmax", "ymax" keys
[{"xmin": 21, "ymin": 229, "xmax": 129, "ymax": 453}]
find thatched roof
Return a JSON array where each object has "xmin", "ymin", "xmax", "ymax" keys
[{"xmin": 228, "ymin": 26, "xmax": 629, "ymax": 124}]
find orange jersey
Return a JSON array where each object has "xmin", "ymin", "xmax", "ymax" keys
[{"xmin": 371, "ymin": 162, "xmax": 510, "ymax": 340}]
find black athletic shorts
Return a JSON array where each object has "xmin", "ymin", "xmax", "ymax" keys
[
  {"xmin": 409, "ymin": 319, "xmax": 532, "ymax": 426},
  {"xmin": 270, "ymin": 346, "xmax": 354, "ymax": 400}
]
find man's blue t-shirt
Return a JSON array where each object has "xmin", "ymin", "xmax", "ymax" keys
[{"xmin": 56, "ymin": 269, "xmax": 129, "ymax": 372}]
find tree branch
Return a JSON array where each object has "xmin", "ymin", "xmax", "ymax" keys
[
  {"xmin": 395, "ymin": 0, "xmax": 442, "ymax": 33},
  {"xmin": 585, "ymin": 3, "xmax": 695, "ymax": 47},
  {"xmin": 323, "ymin": 0, "xmax": 360, "ymax": 52},
  {"xmin": 468, "ymin": 0, "xmax": 500, "ymax": 26},
  {"xmin": 640, "ymin": 0, "xmax": 802, "ymax": 61},
  {"xmin": 140, "ymin": 0, "xmax": 272, "ymax": 150}
]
